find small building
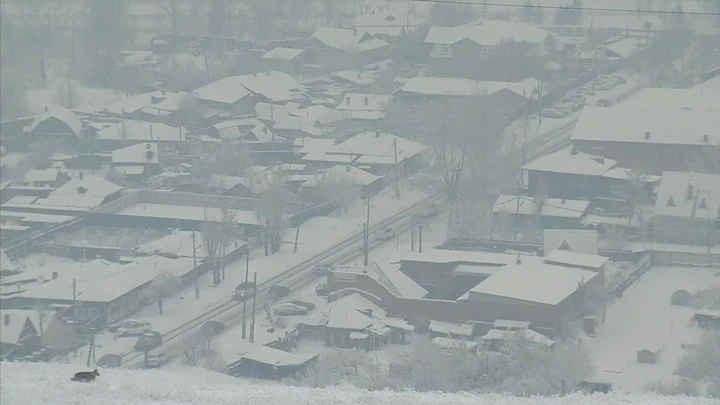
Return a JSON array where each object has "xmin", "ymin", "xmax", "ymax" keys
[
  {"xmin": 0, "ymin": 310, "xmax": 41, "ymax": 360},
  {"xmin": 693, "ymin": 307, "xmax": 720, "ymax": 329},
  {"xmin": 636, "ymin": 346, "xmax": 663, "ymax": 364},
  {"xmin": 111, "ymin": 143, "xmax": 160, "ymax": 179},
  {"xmin": 95, "ymin": 121, "xmax": 187, "ymax": 148},
  {"xmin": 491, "ymin": 195, "xmax": 590, "ymax": 229},
  {"xmin": 428, "ymin": 320, "xmax": 473, "ymax": 340},
  {"xmin": 26, "ymin": 105, "xmax": 82, "ymax": 141},
  {"xmin": 224, "ymin": 341, "xmax": 318, "ymax": 380},
  {"xmin": 261, "ymin": 47, "xmax": 305, "ymax": 74},
  {"xmin": 298, "ymin": 292, "xmax": 414, "ymax": 351},
  {"xmin": 543, "ymin": 229, "xmax": 599, "ymax": 256},
  {"xmin": 34, "ymin": 173, "xmax": 123, "ymax": 212},
  {"xmin": 100, "ymin": 91, "xmax": 176, "ymax": 119},
  {"xmin": 482, "ymin": 328, "xmax": 555, "ymax": 352},
  {"xmin": 651, "ymin": 171, "xmax": 720, "ymax": 245},
  {"xmin": 303, "ymin": 28, "xmax": 391, "ymax": 72},
  {"xmin": 431, "ymin": 337, "xmax": 479, "ymax": 353},
  {"xmin": 22, "ymin": 169, "xmax": 70, "ymax": 188},
  {"xmin": 335, "ymin": 93, "xmax": 392, "ymax": 121},
  {"xmin": 301, "ymin": 165, "xmax": 384, "ymax": 203}
]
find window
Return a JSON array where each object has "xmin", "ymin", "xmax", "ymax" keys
[
  {"xmin": 666, "ymin": 196, "xmax": 675, "ymax": 207},
  {"xmin": 441, "ymin": 46, "xmax": 450, "ymax": 56}
]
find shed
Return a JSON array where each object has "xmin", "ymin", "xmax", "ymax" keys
[{"xmin": 636, "ymin": 346, "xmax": 663, "ymax": 364}]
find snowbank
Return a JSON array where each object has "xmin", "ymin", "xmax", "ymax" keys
[{"xmin": 0, "ymin": 362, "xmax": 713, "ymax": 405}]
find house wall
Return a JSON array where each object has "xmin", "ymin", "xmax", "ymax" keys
[
  {"xmin": 572, "ymin": 140, "xmax": 707, "ymax": 175},
  {"xmin": 41, "ymin": 316, "xmax": 77, "ymax": 351},
  {"xmin": 652, "ymin": 215, "xmax": 719, "ymax": 245},
  {"xmin": 527, "ymin": 171, "xmax": 617, "ymax": 199}
]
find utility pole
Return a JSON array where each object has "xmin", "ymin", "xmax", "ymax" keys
[
  {"xmin": 72, "ymin": 278, "xmax": 77, "ymax": 356},
  {"xmin": 192, "ymin": 231, "xmax": 199, "ymax": 299},
  {"xmin": 86, "ymin": 331, "xmax": 95, "ymax": 367},
  {"xmin": 419, "ymin": 225, "xmax": 423, "ymax": 253},
  {"xmin": 250, "ymin": 272, "xmax": 257, "ymax": 343},
  {"xmin": 363, "ymin": 223, "xmax": 369, "ymax": 266},
  {"xmin": 411, "ymin": 216, "xmax": 415, "ymax": 252},
  {"xmin": 294, "ymin": 195, "xmax": 304, "ymax": 253},
  {"xmin": 393, "ymin": 137, "xmax": 400, "ymax": 198},
  {"xmin": 242, "ymin": 251, "xmax": 249, "ymax": 339},
  {"xmin": 366, "ymin": 194, "xmax": 371, "ymax": 230}
]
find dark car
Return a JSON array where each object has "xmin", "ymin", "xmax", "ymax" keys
[
  {"xmin": 267, "ymin": 285, "xmax": 290, "ymax": 300},
  {"xmin": 315, "ymin": 283, "xmax": 330, "ymax": 296},
  {"xmin": 135, "ymin": 331, "xmax": 162, "ymax": 352},
  {"xmin": 232, "ymin": 281, "xmax": 256, "ymax": 300},
  {"xmin": 286, "ymin": 299, "xmax": 316, "ymax": 311},
  {"xmin": 200, "ymin": 320, "xmax": 226, "ymax": 337}
]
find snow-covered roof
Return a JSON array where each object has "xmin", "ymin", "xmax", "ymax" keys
[
  {"xmin": 0, "ymin": 309, "xmax": 36, "ymax": 345},
  {"xmin": 255, "ymin": 102, "xmax": 301, "ymax": 121},
  {"xmin": 111, "ymin": 143, "xmax": 159, "ymax": 165},
  {"xmin": 193, "ymin": 71, "xmax": 303, "ymax": 104},
  {"xmin": 428, "ymin": 320, "xmax": 473, "ymax": 337},
  {"xmin": 603, "ymin": 37, "xmax": 641, "ymax": 58},
  {"xmin": 328, "ymin": 131, "xmax": 426, "ymax": 165},
  {"xmin": 23, "ymin": 169, "xmax": 62, "ymax": 184},
  {"xmin": 302, "ymin": 292, "xmax": 413, "ymax": 333},
  {"xmin": 470, "ymin": 263, "xmax": 598, "ymax": 306},
  {"xmin": 96, "ymin": 121, "xmax": 187, "ymax": 142},
  {"xmin": 431, "ymin": 337, "xmax": 479, "ymax": 351},
  {"xmin": 482, "ymin": 328, "xmax": 555, "ymax": 348},
  {"xmin": 27, "ymin": 105, "xmax": 82, "ymax": 137},
  {"xmin": 619, "ymin": 88, "xmax": 720, "ymax": 112},
  {"xmin": 140, "ymin": 91, "xmax": 189, "ymax": 116},
  {"xmin": 572, "ymin": 107, "xmax": 720, "ymax": 146},
  {"xmin": 101, "ymin": 91, "xmax": 175, "ymax": 115},
  {"xmin": 12, "ymin": 256, "xmax": 195, "ymax": 303},
  {"xmin": 399, "ymin": 249, "xmax": 547, "ymax": 267},
  {"xmin": 0, "ymin": 250, "xmax": 17, "ymax": 273},
  {"xmin": 302, "ymin": 165, "xmax": 381, "ymax": 188},
  {"xmin": 36, "ymin": 174, "xmax": 122, "ymax": 209},
  {"xmin": 492, "ymin": 195, "xmax": 590, "ymax": 219},
  {"xmin": 262, "ymin": 47, "xmax": 304, "ymax": 60},
  {"xmin": 544, "ymin": 250, "xmax": 608, "ymax": 270},
  {"xmin": 543, "ymin": 229, "xmax": 599, "ymax": 256},
  {"xmin": 333, "ymin": 70, "xmax": 379, "ymax": 86},
  {"xmin": 223, "ymin": 340, "xmax": 318, "ymax": 367},
  {"xmin": 208, "ymin": 175, "xmax": 245, "ymax": 192},
  {"xmin": 653, "ymin": 171, "xmax": 720, "ymax": 220},
  {"xmin": 336, "ymin": 93, "xmax": 392, "ymax": 112},
  {"xmin": 365, "ymin": 261, "xmax": 428, "ymax": 299},
  {"xmin": 294, "ymin": 137, "xmax": 337, "ymax": 155},
  {"xmin": 307, "ymin": 27, "xmax": 390, "ymax": 52},
  {"xmin": 399, "ymin": 77, "xmax": 541, "ymax": 99},
  {"xmin": 425, "ymin": 20, "xmax": 550, "ymax": 47},
  {"xmin": 135, "ymin": 230, "xmax": 211, "ymax": 259},
  {"xmin": 522, "ymin": 149, "xmax": 617, "ymax": 176},
  {"xmin": 0, "ymin": 211, "xmax": 74, "ymax": 225}
]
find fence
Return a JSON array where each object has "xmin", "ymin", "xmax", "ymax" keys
[
  {"xmin": 608, "ymin": 254, "xmax": 652, "ymax": 298},
  {"xmin": 651, "ymin": 251, "xmax": 720, "ymax": 268}
]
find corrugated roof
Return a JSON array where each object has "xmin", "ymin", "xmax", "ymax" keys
[
  {"xmin": 492, "ymin": 195, "xmax": 589, "ymax": 218},
  {"xmin": 523, "ymin": 150, "xmax": 617, "ymax": 176}
]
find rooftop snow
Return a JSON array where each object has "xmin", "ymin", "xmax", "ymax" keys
[
  {"xmin": 306, "ymin": 27, "xmax": 390, "ymax": 52},
  {"xmin": 2, "ymin": 361, "xmax": 715, "ymax": 404},
  {"xmin": 0, "ymin": 250, "xmax": 17, "ymax": 273},
  {"xmin": 619, "ymin": 87, "xmax": 720, "ymax": 112},
  {"xmin": 543, "ymin": 229, "xmax": 599, "ymax": 256},
  {"xmin": 492, "ymin": 195, "xmax": 590, "ymax": 219},
  {"xmin": 294, "ymin": 137, "xmax": 337, "ymax": 155},
  {"xmin": 262, "ymin": 47, "xmax": 304, "ymax": 60},
  {"xmin": 0, "ymin": 309, "xmax": 37, "ymax": 344},
  {"xmin": 365, "ymin": 261, "xmax": 428, "ymax": 299},
  {"xmin": 111, "ymin": 143, "xmax": 159, "ymax": 165},
  {"xmin": 140, "ymin": 91, "xmax": 189, "ymax": 116},
  {"xmin": 522, "ymin": 150, "xmax": 617, "ymax": 176},
  {"xmin": 572, "ymin": 107, "xmax": 720, "ymax": 146},
  {"xmin": 134, "ymin": 230, "xmax": 222, "ymax": 259},
  {"xmin": 23, "ymin": 169, "xmax": 62, "ymax": 184},
  {"xmin": 336, "ymin": 93, "xmax": 392, "ymax": 112},
  {"xmin": 653, "ymin": 171, "xmax": 720, "ymax": 220},
  {"xmin": 482, "ymin": 328, "xmax": 555, "ymax": 348},
  {"xmin": 399, "ymin": 249, "xmax": 547, "ymax": 267},
  {"xmin": 544, "ymin": 250, "xmax": 608, "ymax": 270},
  {"xmin": 95, "ymin": 121, "xmax": 187, "ymax": 142},
  {"xmin": 400, "ymin": 77, "xmax": 541, "ymax": 98},
  {"xmin": 26, "ymin": 105, "xmax": 82, "ymax": 137},
  {"xmin": 101, "ymin": 91, "xmax": 175, "ymax": 115},
  {"xmin": 115, "ymin": 203, "xmax": 261, "ymax": 226},
  {"xmin": 0, "ymin": 211, "xmax": 74, "ymax": 225},
  {"xmin": 302, "ymin": 165, "xmax": 381, "ymax": 188},
  {"xmin": 425, "ymin": 20, "xmax": 550, "ymax": 46},
  {"xmin": 194, "ymin": 72, "xmax": 303, "ymax": 104},
  {"xmin": 34, "ymin": 174, "xmax": 122, "ymax": 209},
  {"xmin": 10, "ymin": 256, "xmax": 195, "ymax": 303},
  {"xmin": 469, "ymin": 263, "xmax": 598, "ymax": 306},
  {"xmin": 320, "ymin": 131, "xmax": 426, "ymax": 165}
]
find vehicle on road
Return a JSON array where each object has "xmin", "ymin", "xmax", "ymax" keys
[
  {"xmin": 145, "ymin": 352, "xmax": 169, "ymax": 368},
  {"xmin": 114, "ymin": 322, "xmax": 153, "ymax": 337},
  {"xmin": 135, "ymin": 331, "xmax": 163, "ymax": 351},
  {"xmin": 232, "ymin": 281, "xmax": 255, "ymax": 300},
  {"xmin": 378, "ymin": 227, "xmax": 395, "ymax": 240},
  {"xmin": 312, "ymin": 263, "xmax": 333, "ymax": 275},
  {"xmin": 315, "ymin": 283, "xmax": 331, "ymax": 296},
  {"xmin": 109, "ymin": 319, "xmax": 147, "ymax": 334},
  {"xmin": 267, "ymin": 285, "xmax": 290, "ymax": 300},
  {"xmin": 540, "ymin": 108, "xmax": 565, "ymax": 118},
  {"xmin": 596, "ymin": 99, "xmax": 612, "ymax": 107},
  {"xmin": 273, "ymin": 303, "xmax": 309, "ymax": 316},
  {"xmin": 285, "ymin": 299, "xmax": 316, "ymax": 311},
  {"xmin": 199, "ymin": 320, "xmax": 225, "ymax": 337},
  {"xmin": 574, "ymin": 86, "xmax": 596, "ymax": 96}
]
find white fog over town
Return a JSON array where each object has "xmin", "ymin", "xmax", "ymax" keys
[{"xmin": 0, "ymin": 0, "xmax": 718, "ymax": 404}]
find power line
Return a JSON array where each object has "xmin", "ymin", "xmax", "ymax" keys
[{"xmin": 411, "ymin": 0, "xmax": 720, "ymax": 16}]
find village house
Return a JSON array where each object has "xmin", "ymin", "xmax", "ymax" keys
[
  {"xmin": 22, "ymin": 168, "xmax": 70, "ymax": 188},
  {"xmin": 261, "ymin": 48, "xmax": 306, "ymax": 74},
  {"xmin": 491, "ymin": 194, "xmax": 591, "ymax": 230},
  {"xmin": 110, "ymin": 142, "xmax": 160, "ymax": 179},
  {"xmin": 571, "ymin": 107, "xmax": 720, "ymax": 175},
  {"xmin": 424, "ymin": 20, "xmax": 556, "ymax": 81},
  {"xmin": 0, "ymin": 310, "xmax": 41, "ymax": 361},
  {"xmin": 651, "ymin": 171, "xmax": 720, "ymax": 245},
  {"xmin": 224, "ymin": 340, "xmax": 318, "ymax": 380},
  {"xmin": 94, "ymin": 121, "xmax": 188, "ymax": 150},
  {"xmin": 26, "ymin": 105, "xmax": 83, "ymax": 142},
  {"xmin": 335, "ymin": 93, "xmax": 392, "ymax": 121},
  {"xmin": 100, "ymin": 91, "xmax": 176, "ymax": 120},
  {"xmin": 300, "ymin": 165, "xmax": 384, "ymax": 203},
  {"xmin": 298, "ymin": 292, "xmax": 414, "ymax": 351},
  {"xmin": 302, "ymin": 28, "xmax": 391, "ymax": 72}
]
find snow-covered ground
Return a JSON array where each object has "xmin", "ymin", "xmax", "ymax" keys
[
  {"xmin": 25, "ymin": 80, "xmax": 122, "ymax": 114},
  {"xmin": 1, "ymin": 361, "xmax": 714, "ymax": 405},
  {"xmin": 584, "ymin": 266, "xmax": 720, "ymax": 391}
]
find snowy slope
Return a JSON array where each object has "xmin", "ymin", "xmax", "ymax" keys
[{"xmin": 0, "ymin": 362, "xmax": 714, "ymax": 405}]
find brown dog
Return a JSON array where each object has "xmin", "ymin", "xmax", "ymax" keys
[{"xmin": 71, "ymin": 369, "xmax": 100, "ymax": 382}]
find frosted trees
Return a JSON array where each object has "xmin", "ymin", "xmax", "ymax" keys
[
  {"xmin": 675, "ymin": 333, "xmax": 720, "ymax": 397},
  {"xmin": 201, "ymin": 206, "xmax": 236, "ymax": 285},
  {"xmin": 255, "ymin": 174, "xmax": 289, "ymax": 255},
  {"xmin": 308, "ymin": 169, "xmax": 362, "ymax": 217}
]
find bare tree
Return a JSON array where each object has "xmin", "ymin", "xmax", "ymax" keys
[
  {"xmin": 151, "ymin": 0, "xmax": 181, "ymax": 41},
  {"xmin": 306, "ymin": 168, "xmax": 362, "ymax": 217},
  {"xmin": 178, "ymin": 331, "xmax": 225, "ymax": 371},
  {"xmin": 149, "ymin": 271, "xmax": 185, "ymax": 315},
  {"xmin": 192, "ymin": 143, "xmax": 251, "ymax": 193},
  {"xmin": 55, "ymin": 79, "xmax": 80, "ymax": 109},
  {"xmin": 255, "ymin": 173, "xmax": 289, "ymax": 255},
  {"xmin": 81, "ymin": 0, "xmax": 129, "ymax": 86},
  {"xmin": 201, "ymin": 206, "xmax": 236, "ymax": 285}
]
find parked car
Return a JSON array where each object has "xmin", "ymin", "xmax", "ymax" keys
[
  {"xmin": 540, "ymin": 108, "xmax": 565, "ymax": 118},
  {"xmin": 232, "ymin": 281, "xmax": 255, "ymax": 300},
  {"xmin": 135, "ymin": 331, "xmax": 162, "ymax": 351},
  {"xmin": 566, "ymin": 93, "xmax": 586, "ymax": 104},
  {"xmin": 109, "ymin": 319, "xmax": 146, "ymax": 334},
  {"xmin": 145, "ymin": 352, "xmax": 169, "ymax": 368},
  {"xmin": 114, "ymin": 322, "xmax": 153, "ymax": 337},
  {"xmin": 378, "ymin": 227, "xmax": 395, "ymax": 240},
  {"xmin": 199, "ymin": 320, "xmax": 225, "ymax": 337},
  {"xmin": 315, "ymin": 282, "xmax": 331, "ymax": 296},
  {"xmin": 312, "ymin": 263, "xmax": 333, "ymax": 275},
  {"xmin": 561, "ymin": 99, "xmax": 584, "ymax": 110},
  {"xmin": 596, "ymin": 99, "xmax": 612, "ymax": 107},
  {"xmin": 267, "ymin": 285, "xmax": 290, "ymax": 300},
  {"xmin": 273, "ymin": 303, "xmax": 309, "ymax": 316},
  {"xmin": 553, "ymin": 103, "xmax": 575, "ymax": 115},
  {"xmin": 574, "ymin": 86, "xmax": 596, "ymax": 96},
  {"xmin": 593, "ymin": 80, "xmax": 614, "ymax": 91},
  {"xmin": 286, "ymin": 299, "xmax": 316, "ymax": 311}
]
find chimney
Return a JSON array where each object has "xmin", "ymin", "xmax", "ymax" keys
[
  {"xmin": 561, "ymin": 197, "xmax": 566, "ymax": 204},
  {"xmin": 3, "ymin": 314, "xmax": 9, "ymax": 326},
  {"xmin": 52, "ymin": 272, "xmax": 58, "ymax": 280},
  {"xmin": 364, "ymin": 96, "xmax": 369, "ymax": 106},
  {"xmin": 703, "ymin": 134, "xmax": 709, "ymax": 143},
  {"xmin": 375, "ymin": 130, "xmax": 380, "ymax": 138},
  {"xmin": 346, "ymin": 96, "xmax": 351, "ymax": 105},
  {"xmin": 644, "ymin": 131, "xmax": 650, "ymax": 140},
  {"xmin": 346, "ymin": 165, "xmax": 351, "ymax": 172},
  {"xmin": 516, "ymin": 252, "xmax": 522, "ymax": 265},
  {"xmin": 570, "ymin": 147, "xmax": 579, "ymax": 155},
  {"xmin": 357, "ymin": 73, "xmax": 361, "ymax": 80},
  {"xmin": 79, "ymin": 172, "xmax": 84, "ymax": 180},
  {"xmin": 146, "ymin": 143, "xmax": 151, "ymax": 150},
  {"xmin": 44, "ymin": 106, "xmax": 48, "ymax": 112}
]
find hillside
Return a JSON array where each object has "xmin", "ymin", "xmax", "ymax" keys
[{"xmin": 0, "ymin": 362, "xmax": 715, "ymax": 405}]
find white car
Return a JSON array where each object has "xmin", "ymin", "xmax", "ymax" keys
[
  {"xmin": 145, "ymin": 352, "xmax": 169, "ymax": 368},
  {"xmin": 273, "ymin": 303, "xmax": 309, "ymax": 316},
  {"xmin": 553, "ymin": 103, "xmax": 576, "ymax": 115},
  {"xmin": 114, "ymin": 322, "xmax": 153, "ymax": 337},
  {"xmin": 574, "ymin": 86, "xmax": 596, "ymax": 96},
  {"xmin": 540, "ymin": 108, "xmax": 566, "ymax": 118},
  {"xmin": 378, "ymin": 227, "xmax": 395, "ymax": 240}
]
